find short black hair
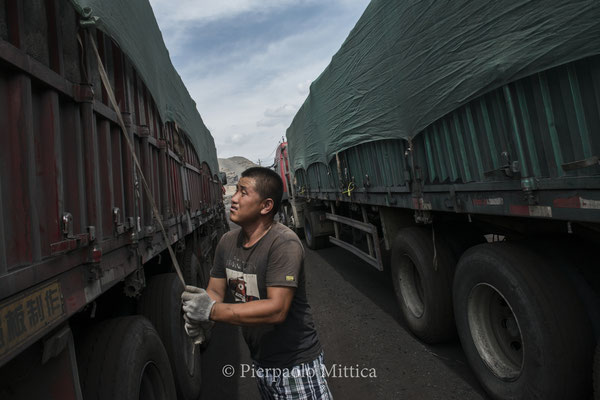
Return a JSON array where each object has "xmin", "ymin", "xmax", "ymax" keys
[{"xmin": 241, "ymin": 167, "xmax": 283, "ymax": 216}]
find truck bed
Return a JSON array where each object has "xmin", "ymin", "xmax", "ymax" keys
[
  {"xmin": 0, "ymin": 0, "xmax": 224, "ymax": 368},
  {"xmin": 294, "ymin": 54, "xmax": 600, "ymax": 226}
]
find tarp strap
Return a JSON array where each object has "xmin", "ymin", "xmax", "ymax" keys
[
  {"xmin": 342, "ymin": 182, "xmax": 356, "ymax": 197},
  {"xmin": 87, "ymin": 32, "xmax": 187, "ymax": 286}
]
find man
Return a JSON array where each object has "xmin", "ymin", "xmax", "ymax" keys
[{"xmin": 182, "ymin": 167, "xmax": 332, "ymax": 399}]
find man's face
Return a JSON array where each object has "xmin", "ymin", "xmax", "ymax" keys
[{"xmin": 229, "ymin": 177, "xmax": 267, "ymax": 226}]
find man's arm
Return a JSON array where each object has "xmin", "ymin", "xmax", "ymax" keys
[
  {"xmin": 198, "ymin": 277, "xmax": 296, "ymax": 325},
  {"xmin": 185, "ymin": 237, "xmax": 301, "ymax": 326},
  {"xmin": 206, "ymin": 277, "xmax": 227, "ymax": 302},
  {"xmin": 210, "ymin": 286, "xmax": 295, "ymax": 326}
]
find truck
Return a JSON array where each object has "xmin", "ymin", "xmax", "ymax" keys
[
  {"xmin": 275, "ymin": 1, "xmax": 600, "ymax": 399},
  {"xmin": 0, "ymin": 1, "xmax": 227, "ymax": 399}
]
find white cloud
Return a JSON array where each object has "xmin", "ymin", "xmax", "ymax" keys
[
  {"xmin": 148, "ymin": 0, "xmax": 371, "ymax": 162},
  {"xmin": 150, "ymin": 0, "xmax": 317, "ymax": 25},
  {"xmin": 258, "ymin": 104, "xmax": 297, "ymax": 127},
  {"xmin": 264, "ymin": 104, "xmax": 297, "ymax": 118},
  {"xmin": 296, "ymin": 80, "xmax": 312, "ymax": 96}
]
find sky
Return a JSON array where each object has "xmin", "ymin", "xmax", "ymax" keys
[{"xmin": 147, "ymin": 0, "xmax": 371, "ymax": 165}]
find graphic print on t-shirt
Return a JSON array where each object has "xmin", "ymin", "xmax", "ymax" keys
[{"xmin": 226, "ymin": 268, "xmax": 260, "ymax": 302}]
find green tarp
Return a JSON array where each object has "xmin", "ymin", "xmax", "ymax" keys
[
  {"xmin": 70, "ymin": 0, "xmax": 219, "ymax": 175},
  {"xmin": 286, "ymin": 0, "xmax": 600, "ymax": 172}
]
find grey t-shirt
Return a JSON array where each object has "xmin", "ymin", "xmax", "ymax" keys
[{"xmin": 210, "ymin": 222, "xmax": 322, "ymax": 368}]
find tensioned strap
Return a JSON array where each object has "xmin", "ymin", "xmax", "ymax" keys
[{"xmin": 88, "ymin": 32, "xmax": 186, "ymax": 286}]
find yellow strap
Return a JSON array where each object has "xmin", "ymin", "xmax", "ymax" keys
[{"xmin": 342, "ymin": 182, "xmax": 356, "ymax": 197}]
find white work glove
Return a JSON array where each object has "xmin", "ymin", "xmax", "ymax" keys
[
  {"xmin": 183, "ymin": 315, "xmax": 214, "ymax": 345},
  {"xmin": 181, "ymin": 285, "xmax": 216, "ymax": 323}
]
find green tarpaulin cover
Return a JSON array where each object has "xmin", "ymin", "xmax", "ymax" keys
[
  {"xmin": 70, "ymin": 0, "xmax": 219, "ymax": 175},
  {"xmin": 286, "ymin": 0, "xmax": 600, "ymax": 172}
]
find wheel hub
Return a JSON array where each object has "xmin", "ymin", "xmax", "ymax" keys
[
  {"xmin": 467, "ymin": 283, "xmax": 524, "ymax": 380},
  {"xmin": 139, "ymin": 361, "xmax": 167, "ymax": 399},
  {"xmin": 398, "ymin": 254, "xmax": 424, "ymax": 318}
]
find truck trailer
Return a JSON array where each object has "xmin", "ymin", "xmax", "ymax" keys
[
  {"xmin": 0, "ymin": 1, "xmax": 227, "ymax": 399},
  {"xmin": 276, "ymin": 1, "xmax": 600, "ymax": 399}
]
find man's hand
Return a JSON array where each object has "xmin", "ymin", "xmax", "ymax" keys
[
  {"xmin": 184, "ymin": 319, "xmax": 214, "ymax": 337},
  {"xmin": 182, "ymin": 285, "xmax": 216, "ymax": 323},
  {"xmin": 183, "ymin": 315, "xmax": 214, "ymax": 345}
]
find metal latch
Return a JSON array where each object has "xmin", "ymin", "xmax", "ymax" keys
[
  {"xmin": 62, "ymin": 213, "xmax": 74, "ymax": 238},
  {"xmin": 484, "ymin": 152, "xmax": 520, "ymax": 178}
]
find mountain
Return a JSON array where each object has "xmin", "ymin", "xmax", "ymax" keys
[
  {"xmin": 218, "ymin": 156, "xmax": 258, "ymax": 213},
  {"xmin": 218, "ymin": 156, "xmax": 257, "ymax": 185}
]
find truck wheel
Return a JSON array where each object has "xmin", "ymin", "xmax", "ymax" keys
[
  {"xmin": 304, "ymin": 211, "xmax": 329, "ymax": 250},
  {"xmin": 283, "ymin": 203, "xmax": 304, "ymax": 238},
  {"xmin": 440, "ymin": 225, "xmax": 485, "ymax": 259},
  {"xmin": 182, "ymin": 239, "xmax": 214, "ymax": 289},
  {"xmin": 454, "ymin": 243, "xmax": 594, "ymax": 400},
  {"xmin": 181, "ymin": 244, "xmax": 200, "ymax": 287},
  {"xmin": 281, "ymin": 203, "xmax": 291, "ymax": 226},
  {"xmin": 138, "ymin": 273, "xmax": 203, "ymax": 400},
  {"xmin": 390, "ymin": 227, "xmax": 457, "ymax": 343},
  {"xmin": 77, "ymin": 316, "xmax": 176, "ymax": 400}
]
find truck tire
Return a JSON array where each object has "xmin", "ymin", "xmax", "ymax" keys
[
  {"xmin": 138, "ymin": 273, "xmax": 203, "ymax": 400},
  {"xmin": 281, "ymin": 203, "xmax": 291, "ymax": 227},
  {"xmin": 304, "ymin": 211, "xmax": 329, "ymax": 250},
  {"xmin": 77, "ymin": 316, "xmax": 176, "ymax": 400},
  {"xmin": 454, "ymin": 243, "xmax": 594, "ymax": 400},
  {"xmin": 390, "ymin": 227, "xmax": 457, "ymax": 343},
  {"xmin": 595, "ymin": 342, "xmax": 600, "ymax": 400},
  {"xmin": 440, "ymin": 225, "xmax": 485, "ymax": 259},
  {"xmin": 181, "ymin": 239, "xmax": 214, "ymax": 289},
  {"xmin": 180, "ymin": 242, "xmax": 200, "ymax": 287},
  {"xmin": 283, "ymin": 203, "xmax": 304, "ymax": 238}
]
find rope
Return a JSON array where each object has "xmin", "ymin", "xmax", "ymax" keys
[{"xmin": 88, "ymin": 34, "xmax": 186, "ymax": 286}]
